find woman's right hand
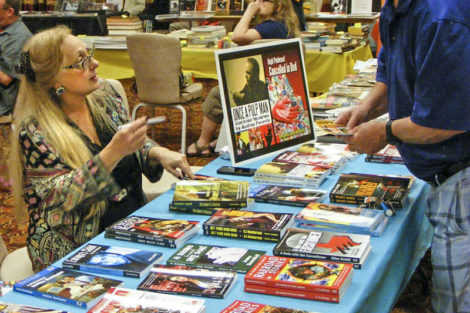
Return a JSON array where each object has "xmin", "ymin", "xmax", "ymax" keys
[
  {"xmin": 246, "ymin": 0, "xmax": 261, "ymax": 14},
  {"xmin": 99, "ymin": 117, "xmax": 148, "ymax": 172}
]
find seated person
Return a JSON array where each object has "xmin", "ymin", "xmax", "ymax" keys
[
  {"xmin": 10, "ymin": 26, "xmax": 194, "ymax": 272},
  {"xmin": 187, "ymin": 0, "xmax": 300, "ymax": 156},
  {"xmin": 123, "ymin": 0, "xmax": 145, "ymax": 17}
]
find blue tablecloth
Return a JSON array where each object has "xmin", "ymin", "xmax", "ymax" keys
[{"xmin": 1, "ymin": 155, "xmax": 433, "ymax": 313}]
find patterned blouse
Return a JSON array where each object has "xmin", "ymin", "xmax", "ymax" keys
[{"xmin": 18, "ymin": 81, "xmax": 163, "ymax": 272}]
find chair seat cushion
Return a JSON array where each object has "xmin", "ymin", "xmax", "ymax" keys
[
  {"xmin": 181, "ymin": 83, "xmax": 203, "ymax": 102},
  {"xmin": 0, "ymin": 247, "xmax": 34, "ymax": 281}
]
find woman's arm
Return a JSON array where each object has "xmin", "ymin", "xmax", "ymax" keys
[{"xmin": 231, "ymin": 0, "xmax": 263, "ymax": 45}]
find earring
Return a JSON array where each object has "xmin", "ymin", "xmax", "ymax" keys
[{"xmin": 55, "ymin": 86, "xmax": 65, "ymax": 96}]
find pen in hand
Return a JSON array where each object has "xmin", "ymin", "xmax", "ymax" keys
[{"xmin": 118, "ymin": 116, "xmax": 166, "ymax": 130}]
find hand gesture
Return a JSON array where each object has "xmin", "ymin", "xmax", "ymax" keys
[
  {"xmin": 151, "ymin": 147, "xmax": 195, "ymax": 180},
  {"xmin": 272, "ymin": 98, "xmax": 300, "ymax": 124}
]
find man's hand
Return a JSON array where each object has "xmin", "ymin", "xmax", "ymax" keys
[
  {"xmin": 342, "ymin": 120, "xmax": 387, "ymax": 155},
  {"xmin": 335, "ymin": 104, "xmax": 371, "ymax": 130}
]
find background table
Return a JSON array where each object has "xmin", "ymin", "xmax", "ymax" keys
[
  {"xmin": 1, "ymin": 154, "xmax": 432, "ymax": 313},
  {"xmin": 93, "ymin": 44, "xmax": 372, "ymax": 94}
]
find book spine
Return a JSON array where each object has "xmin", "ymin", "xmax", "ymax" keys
[
  {"xmin": 13, "ymin": 285, "xmax": 86, "ymax": 308},
  {"xmin": 253, "ymin": 178, "xmax": 321, "ymax": 189},
  {"xmin": 253, "ymin": 197, "xmax": 307, "ymax": 208},
  {"xmin": 329, "ymin": 193, "xmax": 363, "ymax": 204},
  {"xmin": 104, "ymin": 232, "xmax": 176, "ymax": 248},
  {"xmin": 273, "ymin": 249, "xmax": 360, "ymax": 264},
  {"xmin": 244, "ymin": 284, "xmax": 340, "ymax": 302},
  {"xmin": 169, "ymin": 205, "xmax": 217, "ymax": 215},
  {"xmin": 137, "ymin": 286, "xmax": 224, "ymax": 299},
  {"xmin": 244, "ymin": 274, "xmax": 339, "ymax": 295},
  {"xmin": 170, "ymin": 200, "xmax": 247, "ymax": 208},
  {"xmin": 202, "ymin": 225, "xmax": 280, "ymax": 242}
]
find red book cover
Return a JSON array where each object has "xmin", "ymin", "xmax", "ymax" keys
[
  {"xmin": 244, "ymin": 255, "xmax": 353, "ymax": 295},
  {"xmin": 220, "ymin": 300, "xmax": 321, "ymax": 313},
  {"xmin": 244, "ymin": 284, "xmax": 341, "ymax": 303}
]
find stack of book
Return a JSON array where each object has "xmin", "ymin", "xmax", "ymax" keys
[
  {"xmin": 274, "ymin": 228, "xmax": 372, "ymax": 269},
  {"xmin": 244, "ymin": 255, "xmax": 353, "ymax": 303},
  {"xmin": 295, "ymin": 202, "xmax": 388, "ymax": 237},
  {"xmin": 272, "ymin": 150, "xmax": 347, "ymax": 174},
  {"xmin": 104, "ymin": 215, "xmax": 200, "ymax": 248},
  {"xmin": 249, "ymin": 184, "xmax": 327, "ymax": 207},
  {"xmin": 322, "ymin": 34, "xmax": 356, "ymax": 53},
  {"xmin": 89, "ymin": 287, "xmax": 206, "ymax": 313},
  {"xmin": 138, "ymin": 265, "xmax": 237, "ymax": 298},
  {"xmin": 106, "ymin": 17, "xmax": 143, "ymax": 36},
  {"xmin": 203, "ymin": 209, "xmax": 295, "ymax": 242},
  {"xmin": 366, "ymin": 144, "xmax": 404, "ymax": 164},
  {"xmin": 188, "ymin": 25, "xmax": 226, "ymax": 47},
  {"xmin": 169, "ymin": 180, "xmax": 250, "ymax": 215},
  {"xmin": 310, "ymin": 92, "xmax": 359, "ymax": 110},
  {"xmin": 348, "ymin": 24, "xmax": 370, "ymax": 40},
  {"xmin": 221, "ymin": 300, "xmax": 319, "ymax": 313}
]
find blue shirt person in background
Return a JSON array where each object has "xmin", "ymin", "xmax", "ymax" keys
[
  {"xmin": 335, "ymin": 0, "xmax": 470, "ymax": 312},
  {"xmin": 0, "ymin": 0, "xmax": 31, "ymax": 116}
]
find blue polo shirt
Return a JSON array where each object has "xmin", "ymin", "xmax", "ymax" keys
[
  {"xmin": 254, "ymin": 20, "xmax": 290, "ymax": 39},
  {"xmin": 377, "ymin": 0, "xmax": 470, "ymax": 181}
]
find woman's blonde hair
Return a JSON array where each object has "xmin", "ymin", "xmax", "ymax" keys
[
  {"xmin": 9, "ymin": 26, "xmax": 111, "ymax": 222},
  {"xmin": 262, "ymin": 0, "xmax": 301, "ymax": 38}
]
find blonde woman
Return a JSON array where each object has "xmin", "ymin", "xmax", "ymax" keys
[{"xmin": 10, "ymin": 26, "xmax": 194, "ymax": 272}]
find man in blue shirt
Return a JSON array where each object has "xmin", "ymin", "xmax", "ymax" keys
[{"xmin": 336, "ymin": 0, "xmax": 470, "ymax": 312}]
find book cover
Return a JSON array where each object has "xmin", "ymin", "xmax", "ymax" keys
[
  {"xmin": 105, "ymin": 216, "xmax": 200, "ymax": 248},
  {"xmin": 254, "ymin": 162, "xmax": 329, "ymax": 183},
  {"xmin": 220, "ymin": 300, "xmax": 320, "ymax": 313},
  {"xmin": 172, "ymin": 180, "xmax": 249, "ymax": 208},
  {"xmin": 169, "ymin": 204, "xmax": 221, "ymax": 215},
  {"xmin": 203, "ymin": 209, "xmax": 295, "ymax": 242},
  {"xmin": 273, "ymin": 228, "xmax": 370, "ymax": 264},
  {"xmin": 314, "ymin": 119, "xmax": 351, "ymax": 136},
  {"xmin": 244, "ymin": 284, "xmax": 341, "ymax": 302},
  {"xmin": 366, "ymin": 144, "xmax": 404, "ymax": 164},
  {"xmin": 13, "ymin": 266, "xmax": 122, "ymax": 309},
  {"xmin": 62, "ymin": 244, "xmax": 163, "ymax": 278},
  {"xmin": 167, "ymin": 243, "xmax": 265, "ymax": 273},
  {"xmin": 245, "ymin": 255, "xmax": 353, "ymax": 295},
  {"xmin": 272, "ymin": 150, "xmax": 345, "ymax": 171},
  {"xmin": 182, "ymin": 0, "xmax": 197, "ymax": 10},
  {"xmin": 88, "ymin": 287, "xmax": 205, "ymax": 313},
  {"xmin": 330, "ymin": 173, "xmax": 413, "ymax": 207},
  {"xmin": 249, "ymin": 184, "xmax": 327, "ymax": 207},
  {"xmin": 0, "ymin": 302, "xmax": 71, "ymax": 313},
  {"xmin": 138, "ymin": 265, "xmax": 237, "ymax": 298},
  {"xmin": 215, "ymin": 0, "xmax": 228, "ymax": 12},
  {"xmin": 295, "ymin": 202, "xmax": 384, "ymax": 232}
]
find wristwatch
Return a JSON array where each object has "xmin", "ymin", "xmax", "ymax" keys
[{"xmin": 385, "ymin": 120, "xmax": 403, "ymax": 146}]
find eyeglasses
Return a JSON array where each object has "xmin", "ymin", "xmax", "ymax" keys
[{"xmin": 62, "ymin": 46, "xmax": 95, "ymax": 71}]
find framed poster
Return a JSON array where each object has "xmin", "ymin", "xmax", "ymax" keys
[{"xmin": 215, "ymin": 38, "xmax": 315, "ymax": 165}]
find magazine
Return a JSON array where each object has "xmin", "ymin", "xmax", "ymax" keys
[
  {"xmin": 249, "ymin": 185, "xmax": 327, "ymax": 207},
  {"xmin": 220, "ymin": 300, "xmax": 320, "ymax": 313}
]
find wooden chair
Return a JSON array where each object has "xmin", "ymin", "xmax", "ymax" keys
[{"xmin": 126, "ymin": 33, "xmax": 203, "ymax": 154}]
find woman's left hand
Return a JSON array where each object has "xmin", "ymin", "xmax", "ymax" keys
[{"xmin": 150, "ymin": 147, "xmax": 195, "ymax": 179}]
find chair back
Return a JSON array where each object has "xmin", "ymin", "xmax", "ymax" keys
[{"xmin": 127, "ymin": 33, "xmax": 182, "ymax": 104}]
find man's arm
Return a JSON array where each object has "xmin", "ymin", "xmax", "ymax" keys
[{"xmin": 0, "ymin": 70, "xmax": 13, "ymax": 86}]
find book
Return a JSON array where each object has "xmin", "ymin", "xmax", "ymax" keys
[
  {"xmin": 167, "ymin": 243, "xmax": 265, "ymax": 273},
  {"xmin": 107, "ymin": 29, "xmax": 143, "ymax": 36},
  {"xmin": 62, "ymin": 244, "xmax": 163, "ymax": 278},
  {"xmin": 195, "ymin": 0, "xmax": 212, "ymax": 11},
  {"xmin": 272, "ymin": 150, "xmax": 346, "ymax": 173},
  {"xmin": 190, "ymin": 25, "xmax": 226, "ymax": 38},
  {"xmin": 171, "ymin": 180, "xmax": 249, "ymax": 209},
  {"xmin": 105, "ymin": 216, "xmax": 200, "ymax": 248},
  {"xmin": 274, "ymin": 228, "xmax": 371, "ymax": 265},
  {"xmin": 169, "ymin": 205, "xmax": 222, "ymax": 215},
  {"xmin": 249, "ymin": 185, "xmax": 327, "ymax": 207},
  {"xmin": 330, "ymin": 173, "xmax": 413, "ymax": 208},
  {"xmin": 366, "ymin": 144, "xmax": 404, "ymax": 164},
  {"xmin": 88, "ymin": 287, "xmax": 205, "ymax": 313},
  {"xmin": 245, "ymin": 255, "xmax": 353, "ymax": 295},
  {"xmin": 138, "ymin": 265, "xmax": 237, "ymax": 298},
  {"xmin": 254, "ymin": 162, "xmax": 329, "ymax": 188},
  {"xmin": 244, "ymin": 284, "xmax": 343, "ymax": 302},
  {"xmin": 310, "ymin": 93, "xmax": 358, "ymax": 110},
  {"xmin": 220, "ymin": 300, "xmax": 320, "ymax": 313},
  {"xmin": 203, "ymin": 209, "xmax": 295, "ymax": 242},
  {"xmin": 13, "ymin": 266, "xmax": 122, "ymax": 309},
  {"xmin": 0, "ymin": 302, "xmax": 71, "ymax": 312},
  {"xmin": 295, "ymin": 202, "xmax": 385, "ymax": 233},
  {"xmin": 314, "ymin": 119, "xmax": 351, "ymax": 136}
]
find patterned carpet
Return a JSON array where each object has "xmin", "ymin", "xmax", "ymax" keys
[{"xmin": 0, "ymin": 78, "xmax": 432, "ymax": 312}]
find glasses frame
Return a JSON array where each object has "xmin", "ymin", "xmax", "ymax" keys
[{"xmin": 62, "ymin": 46, "xmax": 95, "ymax": 71}]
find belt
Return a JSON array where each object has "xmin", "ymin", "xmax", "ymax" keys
[{"xmin": 427, "ymin": 159, "xmax": 470, "ymax": 188}]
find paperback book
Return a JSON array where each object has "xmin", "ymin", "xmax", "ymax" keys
[
  {"xmin": 0, "ymin": 302, "xmax": 71, "ymax": 313},
  {"xmin": 245, "ymin": 255, "xmax": 353, "ymax": 296},
  {"xmin": 220, "ymin": 300, "xmax": 320, "ymax": 313},
  {"xmin": 244, "ymin": 284, "xmax": 345, "ymax": 302},
  {"xmin": 272, "ymin": 150, "xmax": 346, "ymax": 173},
  {"xmin": 62, "ymin": 244, "xmax": 163, "ymax": 278},
  {"xmin": 203, "ymin": 209, "xmax": 295, "ymax": 242},
  {"xmin": 13, "ymin": 266, "xmax": 122, "ymax": 309},
  {"xmin": 171, "ymin": 180, "xmax": 249, "ymax": 208},
  {"xmin": 167, "ymin": 243, "xmax": 265, "ymax": 273},
  {"xmin": 365, "ymin": 144, "xmax": 404, "ymax": 164},
  {"xmin": 273, "ymin": 228, "xmax": 371, "ymax": 265},
  {"xmin": 138, "ymin": 265, "xmax": 237, "ymax": 298},
  {"xmin": 330, "ymin": 173, "xmax": 413, "ymax": 208},
  {"xmin": 105, "ymin": 215, "xmax": 200, "ymax": 248},
  {"xmin": 249, "ymin": 184, "xmax": 327, "ymax": 207},
  {"xmin": 295, "ymin": 202, "xmax": 384, "ymax": 233},
  {"xmin": 88, "ymin": 287, "xmax": 205, "ymax": 313},
  {"xmin": 254, "ymin": 162, "xmax": 329, "ymax": 188}
]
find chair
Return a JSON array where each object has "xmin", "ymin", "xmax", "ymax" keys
[
  {"xmin": 0, "ymin": 113, "xmax": 12, "ymax": 141},
  {"xmin": 0, "ymin": 237, "xmax": 34, "ymax": 282},
  {"xmin": 126, "ymin": 33, "xmax": 203, "ymax": 154}
]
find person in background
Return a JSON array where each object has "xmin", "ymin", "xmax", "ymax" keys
[
  {"xmin": 122, "ymin": 0, "xmax": 145, "ymax": 17},
  {"xmin": 0, "ymin": 0, "xmax": 32, "ymax": 116},
  {"xmin": 291, "ymin": 0, "xmax": 306, "ymax": 31},
  {"xmin": 187, "ymin": 0, "xmax": 300, "ymax": 156},
  {"xmin": 10, "ymin": 26, "xmax": 194, "ymax": 272},
  {"xmin": 335, "ymin": 1, "xmax": 470, "ymax": 312}
]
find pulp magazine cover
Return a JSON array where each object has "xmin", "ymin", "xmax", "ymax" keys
[
  {"xmin": 0, "ymin": 302, "xmax": 71, "ymax": 313},
  {"xmin": 295, "ymin": 202, "xmax": 385, "ymax": 232},
  {"xmin": 105, "ymin": 215, "xmax": 200, "ymax": 248},
  {"xmin": 171, "ymin": 180, "xmax": 249, "ymax": 208},
  {"xmin": 253, "ymin": 162, "xmax": 329, "ymax": 188},
  {"xmin": 273, "ymin": 228, "xmax": 370, "ymax": 265},
  {"xmin": 137, "ymin": 265, "xmax": 237, "ymax": 299},
  {"xmin": 272, "ymin": 150, "xmax": 346, "ymax": 172},
  {"xmin": 167, "ymin": 243, "xmax": 265, "ymax": 273},
  {"xmin": 203, "ymin": 209, "xmax": 295, "ymax": 242},
  {"xmin": 245, "ymin": 255, "xmax": 353, "ymax": 295},
  {"xmin": 215, "ymin": 38, "xmax": 315, "ymax": 165},
  {"xmin": 221, "ymin": 300, "xmax": 320, "ymax": 313},
  {"xmin": 88, "ymin": 287, "xmax": 205, "ymax": 313},
  {"xmin": 62, "ymin": 244, "xmax": 163, "ymax": 278},
  {"xmin": 248, "ymin": 185, "xmax": 327, "ymax": 207},
  {"xmin": 366, "ymin": 144, "xmax": 404, "ymax": 164},
  {"xmin": 13, "ymin": 266, "xmax": 122, "ymax": 308}
]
